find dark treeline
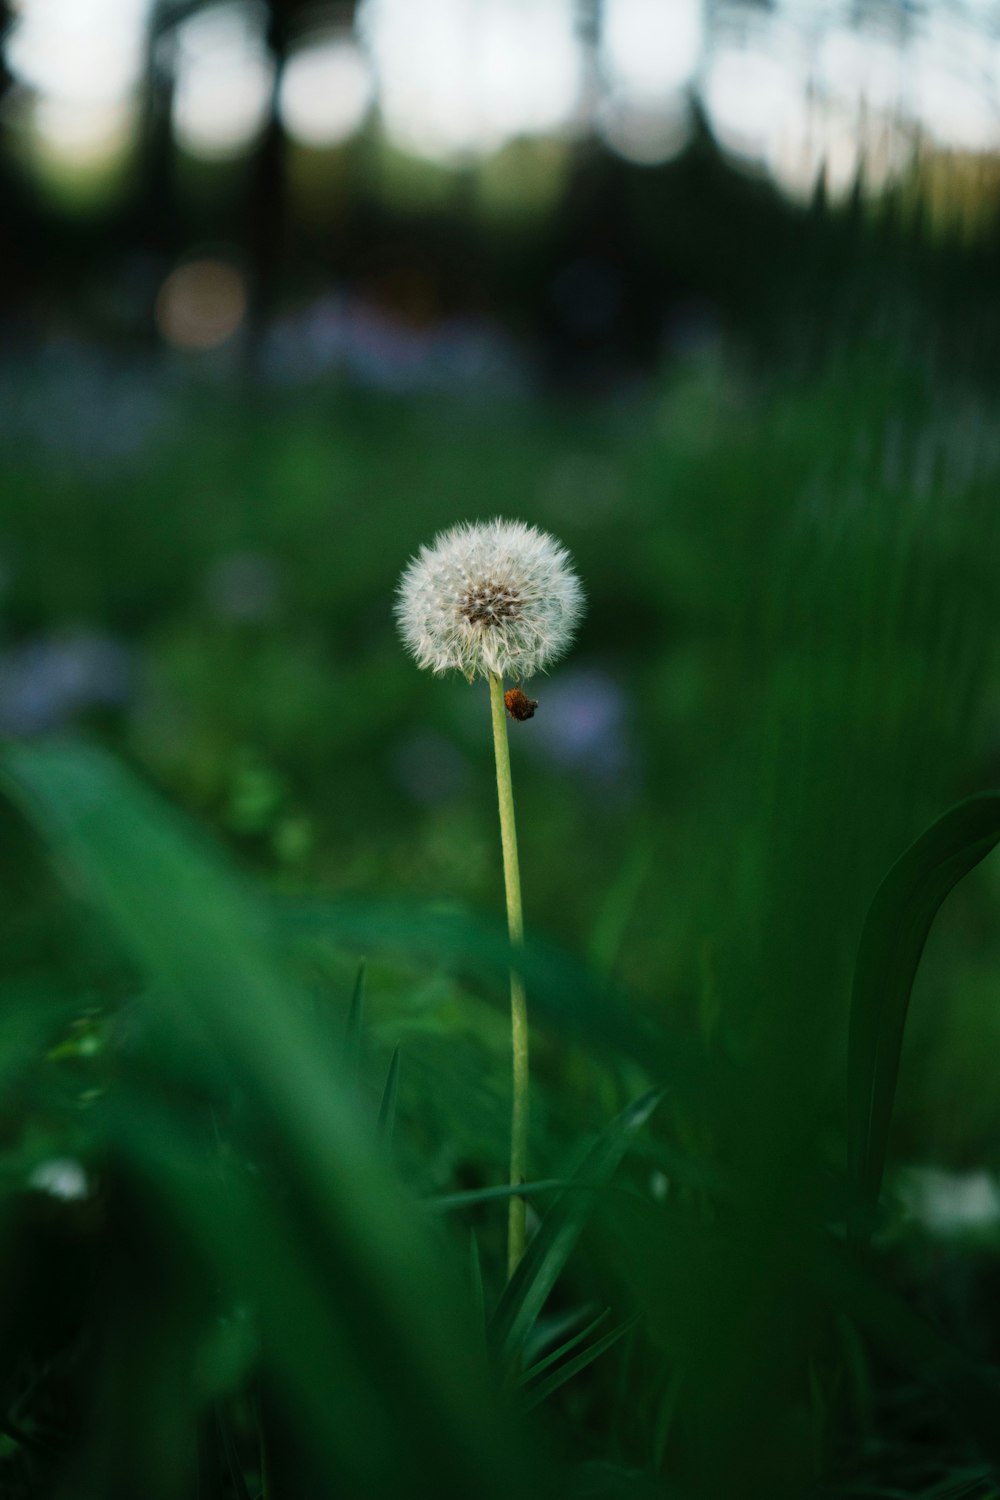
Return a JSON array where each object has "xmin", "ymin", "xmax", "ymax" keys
[{"xmin": 2, "ymin": 0, "xmax": 1000, "ymax": 384}]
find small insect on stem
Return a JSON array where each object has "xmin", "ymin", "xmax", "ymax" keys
[{"xmin": 504, "ymin": 688, "xmax": 538, "ymax": 722}]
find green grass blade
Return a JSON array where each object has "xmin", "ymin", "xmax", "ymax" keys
[
  {"xmin": 213, "ymin": 1404, "xmax": 251, "ymax": 1500},
  {"xmin": 428, "ymin": 1178, "xmax": 582, "ymax": 1213},
  {"xmin": 376, "ymin": 1042, "xmax": 400, "ymax": 1144},
  {"xmin": 344, "ymin": 959, "xmax": 365, "ymax": 1075},
  {"xmin": 490, "ymin": 1088, "xmax": 663, "ymax": 1363},
  {"xmin": 469, "ymin": 1233, "xmax": 487, "ymax": 1348},
  {"xmin": 516, "ymin": 1308, "xmax": 609, "ymax": 1387},
  {"xmin": 521, "ymin": 1304, "xmax": 600, "ymax": 1371},
  {"xmin": 521, "ymin": 1314, "xmax": 638, "ymax": 1411},
  {"xmin": 847, "ymin": 792, "xmax": 1000, "ymax": 1231}
]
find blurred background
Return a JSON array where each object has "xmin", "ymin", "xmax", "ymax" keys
[
  {"xmin": 4, "ymin": 0, "xmax": 1000, "ymax": 1134},
  {"xmin": 4, "ymin": 0, "xmax": 1000, "ymax": 1131},
  {"xmin": 5, "ymin": 2, "xmax": 1000, "ymax": 1495},
  {"xmin": 4, "ymin": 0, "xmax": 1000, "ymax": 368}
]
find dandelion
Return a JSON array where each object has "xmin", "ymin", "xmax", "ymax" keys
[
  {"xmin": 396, "ymin": 519, "xmax": 584, "ymax": 1277},
  {"xmin": 394, "ymin": 518, "xmax": 584, "ymax": 683}
]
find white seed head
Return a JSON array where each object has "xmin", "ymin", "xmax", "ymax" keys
[{"xmin": 395, "ymin": 519, "xmax": 585, "ymax": 682}]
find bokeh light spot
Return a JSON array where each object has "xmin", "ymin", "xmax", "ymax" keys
[
  {"xmin": 280, "ymin": 35, "xmax": 373, "ymax": 149},
  {"xmin": 6, "ymin": 0, "xmax": 149, "ymax": 106},
  {"xmin": 597, "ymin": 94, "xmax": 691, "ymax": 167},
  {"xmin": 156, "ymin": 259, "xmax": 248, "ymax": 351},
  {"xmin": 357, "ymin": 0, "xmax": 584, "ymax": 162},
  {"xmin": 602, "ymin": 0, "xmax": 702, "ymax": 101},
  {"xmin": 32, "ymin": 93, "xmax": 136, "ymax": 170},
  {"xmin": 172, "ymin": 1, "xmax": 273, "ymax": 161}
]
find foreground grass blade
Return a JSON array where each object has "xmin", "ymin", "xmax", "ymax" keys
[
  {"xmin": 491, "ymin": 1088, "xmax": 662, "ymax": 1364},
  {"xmin": 848, "ymin": 792, "xmax": 1000, "ymax": 1231},
  {"xmin": 0, "ymin": 741, "xmax": 544, "ymax": 1500}
]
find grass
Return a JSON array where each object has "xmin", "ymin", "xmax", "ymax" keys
[{"xmin": 2, "ymin": 337, "xmax": 1000, "ymax": 1495}]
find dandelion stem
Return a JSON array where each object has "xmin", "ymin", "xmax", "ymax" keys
[{"xmin": 488, "ymin": 671, "xmax": 529, "ymax": 1280}]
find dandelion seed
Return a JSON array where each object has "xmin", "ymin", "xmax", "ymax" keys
[{"xmin": 395, "ymin": 518, "xmax": 584, "ymax": 682}]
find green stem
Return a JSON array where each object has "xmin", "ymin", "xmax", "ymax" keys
[{"xmin": 488, "ymin": 672, "xmax": 529, "ymax": 1280}]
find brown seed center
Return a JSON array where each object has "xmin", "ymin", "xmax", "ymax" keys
[{"xmin": 459, "ymin": 581, "xmax": 520, "ymax": 625}]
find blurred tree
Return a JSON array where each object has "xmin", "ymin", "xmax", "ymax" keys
[
  {"xmin": 2, "ymin": 0, "xmax": 999, "ymax": 372},
  {"xmin": 136, "ymin": 8, "xmax": 179, "ymax": 277},
  {"xmin": 146, "ymin": 0, "xmax": 360, "ymax": 360},
  {"xmin": 0, "ymin": 0, "xmax": 40, "ymax": 331},
  {"xmin": 0, "ymin": 0, "xmax": 12, "ymax": 95}
]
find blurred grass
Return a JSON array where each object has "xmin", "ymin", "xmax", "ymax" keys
[
  {"xmin": 2, "ymin": 336, "xmax": 1000, "ymax": 1495},
  {"xmin": 4, "ymin": 343, "xmax": 999, "ymax": 1124}
]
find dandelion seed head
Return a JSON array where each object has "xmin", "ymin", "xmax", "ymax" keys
[{"xmin": 396, "ymin": 519, "xmax": 584, "ymax": 682}]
